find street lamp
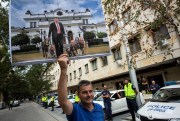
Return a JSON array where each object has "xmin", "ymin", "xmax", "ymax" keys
[{"xmin": 121, "ymin": 23, "xmax": 142, "ymax": 107}]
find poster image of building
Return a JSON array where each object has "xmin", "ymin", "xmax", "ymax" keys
[{"xmin": 10, "ymin": 0, "xmax": 110, "ymax": 65}]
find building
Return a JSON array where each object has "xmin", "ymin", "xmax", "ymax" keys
[
  {"xmin": 48, "ymin": 0, "xmax": 180, "ymax": 94},
  {"xmin": 11, "ymin": 8, "xmax": 107, "ymax": 45}
]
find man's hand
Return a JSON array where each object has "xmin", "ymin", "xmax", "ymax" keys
[{"xmin": 58, "ymin": 54, "xmax": 69, "ymax": 71}]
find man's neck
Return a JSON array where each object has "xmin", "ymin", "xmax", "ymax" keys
[{"xmin": 81, "ymin": 102, "xmax": 94, "ymax": 111}]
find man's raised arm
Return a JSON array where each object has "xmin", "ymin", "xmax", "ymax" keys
[{"xmin": 57, "ymin": 54, "xmax": 73, "ymax": 115}]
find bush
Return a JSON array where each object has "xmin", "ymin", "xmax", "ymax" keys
[
  {"xmin": 89, "ymin": 39, "xmax": 103, "ymax": 45},
  {"xmin": 12, "ymin": 45, "xmax": 39, "ymax": 53}
]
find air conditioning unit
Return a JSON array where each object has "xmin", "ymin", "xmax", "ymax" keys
[
  {"xmin": 160, "ymin": 39, "xmax": 169, "ymax": 46},
  {"xmin": 116, "ymin": 60, "xmax": 122, "ymax": 66}
]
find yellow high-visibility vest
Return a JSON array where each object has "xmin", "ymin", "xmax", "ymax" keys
[
  {"xmin": 50, "ymin": 96, "xmax": 54, "ymax": 102},
  {"xmin": 124, "ymin": 83, "xmax": 136, "ymax": 99},
  {"xmin": 44, "ymin": 96, "xmax": 48, "ymax": 102},
  {"xmin": 75, "ymin": 95, "xmax": 80, "ymax": 102}
]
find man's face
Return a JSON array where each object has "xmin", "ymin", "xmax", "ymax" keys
[
  {"xmin": 152, "ymin": 81, "xmax": 155, "ymax": 85},
  {"xmin": 124, "ymin": 80, "xmax": 128, "ymax": 84},
  {"xmin": 78, "ymin": 84, "xmax": 94, "ymax": 104},
  {"xmin": 104, "ymin": 85, "xmax": 107, "ymax": 90},
  {"xmin": 54, "ymin": 18, "xmax": 58, "ymax": 23}
]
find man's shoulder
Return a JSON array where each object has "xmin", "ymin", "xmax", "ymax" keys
[{"xmin": 94, "ymin": 103, "xmax": 103, "ymax": 108}]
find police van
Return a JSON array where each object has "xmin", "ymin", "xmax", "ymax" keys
[{"xmin": 136, "ymin": 84, "xmax": 180, "ymax": 121}]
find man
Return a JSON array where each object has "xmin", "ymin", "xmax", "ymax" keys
[
  {"xmin": 9, "ymin": 100, "xmax": 13, "ymax": 110},
  {"xmin": 74, "ymin": 91, "xmax": 80, "ymax": 104},
  {"xmin": 102, "ymin": 85, "xmax": 112, "ymax": 121},
  {"xmin": 44, "ymin": 95, "xmax": 48, "ymax": 109},
  {"xmin": 149, "ymin": 80, "xmax": 160, "ymax": 95},
  {"xmin": 50, "ymin": 95, "xmax": 55, "ymax": 111},
  {"xmin": 58, "ymin": 54, "xmax": 104, "ymax": 121},
  {"xmin": 48, "ymin": 17, "xmax": 65, "ymax": 57},
  {"xmin": 78, "ymin": 37, "xmax": 85, "ymax": 55},
  {"xmin": 124, "ymin": 79, "xmax": 138, "ymax": 121}
]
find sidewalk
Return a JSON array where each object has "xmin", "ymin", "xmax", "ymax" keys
[
  {"xmin": 121, "ymin": 93, "xmax": 152, "ymax": 121},
  {"xmin": 33, "ymin": 102, "xmax": 67, "ymax": 121}
]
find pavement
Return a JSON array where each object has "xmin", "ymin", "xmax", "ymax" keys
[{"xmin": 119, "ymin": 93, "xmax": 152, "ymax": 121}]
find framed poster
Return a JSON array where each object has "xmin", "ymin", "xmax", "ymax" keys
[{"xmin": 10, "ymin": 0, "xmax": 110, "ymax": 66}]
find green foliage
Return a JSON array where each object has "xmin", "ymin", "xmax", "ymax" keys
[
  {"xmin": 12, "ymin": 45, "xmax": 39, "ymax": 53},
  {"xmin": 31, "ymin": 36, "xmax": 42, "ymax": 44},
  {"xmin": 0, "ymin": 0, "xmax": 9, "ymax": 46},
  {"xmin": 83, "ymin": 32, "xmax": 96, "ymax": 41},
  {"xmin": 97, "ymin": 32, "xmax": 107, "ymax": 38},
  {"xmin": 11, "ymin": 33, "xmax": 30, "ymax": 46},
  {"xmin": 26, "ymin": 64, "xmax": 53, "ymax": 96},
  {"xmin": 90, "ymin": 38, "xmax": 103, "ymax": 45}
]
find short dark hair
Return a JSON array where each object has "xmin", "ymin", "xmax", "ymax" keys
[{"xmin": 77, "ymin": 80, "xmax": 91, "ymax": 91}]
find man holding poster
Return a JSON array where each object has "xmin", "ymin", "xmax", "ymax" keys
[
  {"xmin": 57, "ymin": 54, "xmax": 104, "ymax": 121},
  {"xmin": 48, "ymin": 17, "xmax": 65, "ymax": 57}
]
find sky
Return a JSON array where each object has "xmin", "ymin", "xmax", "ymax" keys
[{"xmin": 11, "ymin": 0, "xmax": 105, "ymax": 27}]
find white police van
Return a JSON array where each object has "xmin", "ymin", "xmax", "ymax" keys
[{"xmin": 136, "ymin": 84, "xmax": 180, "ymax": 121}]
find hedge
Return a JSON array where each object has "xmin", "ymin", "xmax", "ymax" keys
[
  {"xmin": 12, "ymin": 45, "xmax": 39, "ymax": 53},
  {"xmin": 89, "ymin": 39, "xmax": 103, "ymax": 45}
]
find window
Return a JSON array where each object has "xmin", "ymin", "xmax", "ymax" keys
[
  {"xmin": 79, "ymin": 67, "xmax": 82, "ymax": 77},
  {"xmin": 30, "ymin": 22, "xmax": 37, "ymax": 28},
  {"xmin": 122, "ymin": 8, "xmax": 131, "ymax": 24},
  {"xmin": 152, "ymin": 24, "xmax": 171, "ymax": 44},
  {"xmin": 128, "ymin": 36, "xmax": 142, "ymax": 54},
  {"xmin": 101, "ymin": 56, "xmax": 108, "ymax": 66},
  {"xmin": 74, "ymin": 71, "xmax": 76, "ymax": 79},
  {"xmin": 85, "ymin": 64, "xmax": 89, "ymax": 74},
  {"xmin": 70, "ymin": 73, "xmax": 72, "ymax": 81},
  {"xmin": 108, "ymin": 19, "xmax": 118, "ymax": 34},
  {"xmin": 83, "ymin": 19, "xmax": 86, "ymax": 24},
  {"xmin": 91, "ymin": 59, "xmax": 97, "ymax": 71},
  {"xmin": 112, "ymin": 48, "xmax": 122, "ymax": 61}
]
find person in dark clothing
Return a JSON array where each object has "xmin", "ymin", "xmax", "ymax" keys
[
  {"xmin": 102, "ymin": 85, "xmax": 112, "ymax": 121},
  {"xmin": 48, "ymin": 17, "xmax": 65, "ymax": 57},
  {"xmin": 124, "ymin": 79, "xmax": 138, "ymax": 121},
  {"xmin": 149, "ymin": 80, "xmax": 160, "ymax": 95}
]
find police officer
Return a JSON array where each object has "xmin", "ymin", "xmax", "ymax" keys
[
  {"xmin": 74, "ymin": 91, "xmax": 80, "ymax": 104},
  {"xmin": 41, "ymin": 95, "xmax": 45, "ymax": 107},
  {"xmin": 124, "ymin": 79, "xmax": 138, "ymax": 121},
  {"xmin": 102, "ymin": 85, "xmax": 112, "ymax": 121},
  {"xmin": 50, "ymin": 95, "xmax": 55, "ymax": 111},
  {"xmin": 44, "ymin": 95, "xmax": 48, "ymax": 109}
]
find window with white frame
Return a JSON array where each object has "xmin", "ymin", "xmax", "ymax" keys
[
  {"xmin": 74, "ymin": 70, "xmax": 76, "ymax": 79},
  {"xmin": 101, "ymin": 56, "xmax": 108, "ymax": 66},
  {"xmin": 79, "ymin": 67, "xmax": 82, "ymax": 77},
  {"xmin": 112, "ymin": 48, "xmax": 122, "ymax": 61},
  {"xmin": 30, "ymin": 22, "xmax": 37, "ymax": 28},
  {"xmin": 122, "ymin": 8, "xmax": 131, "ymax": 24},
  {"xmin": 152, "ymin": 24, "xmax": 171, "ymax": 44},
  {"xmin": 91, "ymin": 59, "xmax": 98, "ymax": 71},
  {"xmin": 108, "ymin": 19, "xmax": 118, "ymax": 34},
  {"xmin": 128, "ymin": 36, "xmax": 142, "ymax": 54},
  {"xmin": 85, "ymin": 64, "xmax": 89, "ymax": 74}
]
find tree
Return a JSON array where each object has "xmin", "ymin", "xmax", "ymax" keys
[
  {"xmin": 31, "ymin": 36, "xmax": 42, "ymax": 44},
  {"xmin": 83, "ymin": 31, "xmax": 96, "ymax": 40},
  {"xmin": 26, "ymin": 64, "xmax": 53, "ymax": 97},
  {"xmin": 0, "ymin": 0, "xmax": 9, "ymax": 46},
  {"xmin": 11, "ymin": 33, "xmax": 30, "ymax": 46},
  {"xmin": 97, "ymin": 32, "xmax": 107, "ymax": 38}
]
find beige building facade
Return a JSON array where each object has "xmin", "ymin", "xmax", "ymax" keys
[{"xmin": 49, "ymin": 0, "xmax": 180, "ymax": 94}]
